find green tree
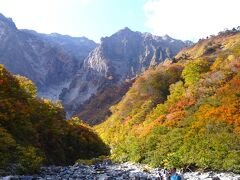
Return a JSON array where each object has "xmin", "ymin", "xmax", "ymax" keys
[{"xmin": 182, "ymin": 59, "xmax": 209, "ymax": 87}]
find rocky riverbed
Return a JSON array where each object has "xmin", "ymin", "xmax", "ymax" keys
[{"xmin": 1, "ymin": 162, "xmax": 240, "ymax": 180}]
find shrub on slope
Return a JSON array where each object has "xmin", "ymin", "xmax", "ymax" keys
[{"xmin": 95, "ymin": 31, "xmax": 240, "ymax": 173}]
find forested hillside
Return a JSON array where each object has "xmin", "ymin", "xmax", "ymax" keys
[
  {"xmin": 0, "ymin": 65, "xmax": 109, "ymax": 174},
  {"xmin": 95, "ymin": 30, "xmax": 240, "ymax": 172}
]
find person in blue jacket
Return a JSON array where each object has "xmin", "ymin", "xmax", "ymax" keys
[{"xmin": 170, "ymin": 168, "xmax": 181, "ymax": 180}]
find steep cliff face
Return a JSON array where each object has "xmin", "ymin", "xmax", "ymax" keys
[
  {"xmin": 61, "ymin": 27, "xmax": 190, "ymax": 121},
  {"xmin": 0, "ymin": 13, "xmax": 97, "ymax": 100},
  {"xmin": 84, "ymin": 27, "xmax": 187, "ymax": 79}
]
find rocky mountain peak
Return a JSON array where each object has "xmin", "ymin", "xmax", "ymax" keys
[
  {"xmin": 116, "ymin": 27, "xmax": 133, "ymax": 35},
  {"xmin": 0, "ymin": 13, "xmax": 97, "ymax": 101},
  {"xmin": 84, "ymin": 29, "xmax": 189, "ymax": 79},
  {"xmin": 162, "ymin": 34, "xmax": 171, "ymax": 40},
  {"xmin": 100, "ymin": 27, "xmax": 136, "ymax": 44},
  {"xmin": 0, "ymin": 13, "xmax": 17, "ymax": 30},
  {"xmin": 61, "ymin": 29, "xmax": 191, "ymax": 120}
]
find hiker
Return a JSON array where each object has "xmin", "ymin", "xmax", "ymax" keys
[{"xmin": 170, "ymin": 168, "xmax": 182, "ymax": 180}]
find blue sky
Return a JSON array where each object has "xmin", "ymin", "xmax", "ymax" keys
[
  {"xmin": 0, "ymin": 0, "xmax": 239, "ymax": 42},
  {"xmin": 0, "ymin": 0, "xmax": 150, "ymax": 42}
]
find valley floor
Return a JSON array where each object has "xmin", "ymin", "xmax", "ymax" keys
[{"xmin": 1, "ymin": 162, "xmax": 240, "ymax": 180}]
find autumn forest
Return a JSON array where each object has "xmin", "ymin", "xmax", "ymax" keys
[{"xmin": 1, "ymin": 28, "xmax": 240, "ymax": 175}]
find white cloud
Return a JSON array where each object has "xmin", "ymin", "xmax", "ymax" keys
[
  {"xmin": 79, "ymin": 0, "xmax": 91, "ymax": 6},
  {"xmin": 0, "ymin": 0, "xmax": 92, "ymax": 34},
  {"xmin": 0, "ymin": 0, "xmax": 59, "ymax": 32},
  {"xmin": 144, "ymin": 0, "xmax": 240, "ymax": 41}
]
